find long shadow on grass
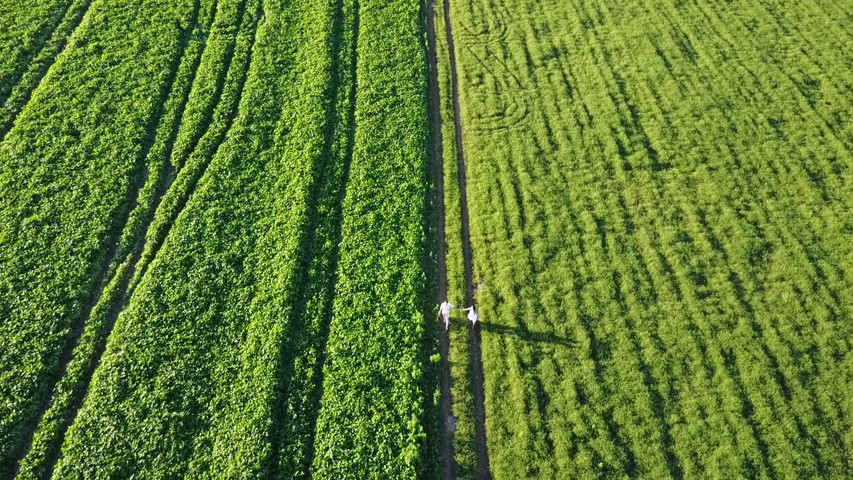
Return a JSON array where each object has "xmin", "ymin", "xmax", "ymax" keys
[{"xmin": 479, "ymin": 321, "xmax": 578, "ymax": 349}]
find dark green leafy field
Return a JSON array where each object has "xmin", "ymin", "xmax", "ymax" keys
[{"xmin": 0, "ymin": 0, "xmax": 430, "ymax": 478}]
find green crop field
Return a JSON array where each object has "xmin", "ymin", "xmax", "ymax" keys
[
  {"xmin": 1, "ymin": 0, "xmax": 851, "ymax": 478},
  {"xmin": 0, "ymin": 0, "xmax": 432, "ymax": 477}
]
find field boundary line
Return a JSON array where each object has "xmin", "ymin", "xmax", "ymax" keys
[
  {"xmin": 3, "ymin": 2, "xmax": 205, "ymax": 477},
  {"xmin": 425, "ymin": 0, "xmax": 456, "ymax": 477},
  {"xmin": 441, "ymin": 0, "xmax": 492, "ymax": 478},
  {"xmin": 0, "ymin": 0, "xmax": 94, "ymax": 145}
]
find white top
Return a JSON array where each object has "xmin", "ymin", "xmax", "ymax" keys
[
  {"xmin": 465, "ymin": 307, "xmax": 478, "ymax": 323},
  {"xmin": 439, "ymin": 301, "xmax": 454, "ymax": 318}
]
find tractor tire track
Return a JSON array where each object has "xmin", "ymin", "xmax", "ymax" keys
[
  {"xmin": 0, "ymin": 0, "xmax": 93, "ymax": 145},
  {"xmin": 266, "ymin": 0, "xmax": 357, "ymax": 477},
  {"xmin": 3, "ymin": 2, "xmax": 203, "ymax": 477},
  {"xmin": 425, "ymin": 0, "xmax": 456, "ymax": 477},
  {"xmin": 11, "ymin": 4, "xmax": 221, "ymax": 477},
  {"xmin": 442, "ymin": 0, "xmax": 492, "ymax": 478},
  {"xmin": 130, "ymin": 0, "xmax": 261, "ymax": 294}
]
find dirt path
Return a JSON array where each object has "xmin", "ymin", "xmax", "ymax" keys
[
  {"xmin": 440, "ymin": 0, "xmax": 492, "ymax": 478},
  {"xmin": 425, "ymin": 0, "xmax": 456, "ymax": 478}
]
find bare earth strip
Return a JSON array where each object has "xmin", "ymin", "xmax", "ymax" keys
[
  {"xmin": 425, "ymin": 0, "xmax": 457, "ymax": 478},
  {"xmin": 441, "ymin": 0, "xmax": 492, "ymax": 478}
]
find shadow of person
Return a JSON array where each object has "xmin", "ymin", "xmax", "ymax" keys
[{"xmin": 479, "ymin": 321, "xmax": 578, "ymax": 348}]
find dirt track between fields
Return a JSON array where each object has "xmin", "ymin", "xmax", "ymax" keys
[
  {"xmin": 437, "ymin": 0, "xmax": 493, "ymax": 477},
  {"xmin": 426, "ymin": 0, "xmax": 457, "ymax": 477}
]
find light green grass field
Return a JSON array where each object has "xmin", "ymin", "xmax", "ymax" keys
[{"xmin": 441, "ymin": 0, "xmax": 853, "ymax": 477}]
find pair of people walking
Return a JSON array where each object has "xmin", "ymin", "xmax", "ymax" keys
[{"xmin": 438, "ymin": 300, "xmax": 478, "ymax": 331}]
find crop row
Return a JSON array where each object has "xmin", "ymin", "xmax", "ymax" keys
[
  {"xmin": 309, "ymin": 0, "xmax": 432, "ymax": 478},
  {"xmin": 0, "ymin": 0, "xmax": 198, "ymax": 474},
  {"xmin": 447, "ymin": 0, "xmax": 853, "ymax": 477},
  {"xmin": 51, "ymin": 0, "xmax": 346, "ymax": 477}
]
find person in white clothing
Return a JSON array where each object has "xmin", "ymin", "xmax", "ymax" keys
[
  {"xmin": 462, "ymin": 305, "xmax": 479, "ymax": 327},
  {"xmin": 438, "ymin": 301, "xmax": 454, "ymax": 331}
]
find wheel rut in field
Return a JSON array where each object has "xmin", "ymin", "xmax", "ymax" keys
[
  {"xmin": 4, "ymin": 1, "xmax": 206, "ymax": 477},
  {"xmin": 425, "ymin": 0, "xmax": 456, "ymax": 477},
  {"xmin": 130, "ymin": 0, "xmax": 261, "ymax": 292},
  {"xmin": 266, "ymin": 0, "xmax": 358, "ymax": 477},
  {"xmin": 0, "ymin": 0, "xmax": 94, "ymax": 145},
  {"xmin": 441, "ymin": 0, "xmax": 492, "ymax": 478}
]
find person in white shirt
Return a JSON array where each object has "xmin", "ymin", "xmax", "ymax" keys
[
  {"xmin": 438, "ymin": 300, "xmax": 454, "ymax": 331},
  {"xmin": 462, "ymin": 305, "xmax": 479, "ymax": 327}
]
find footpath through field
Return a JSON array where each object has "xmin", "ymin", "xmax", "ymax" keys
[
  {"xmin": 431, "ymin": 0, "xmax": 493, "ymax": 478},
  {"xmin": 425, "ymin": 0, "xmax": 457, "ymax": 477}
]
